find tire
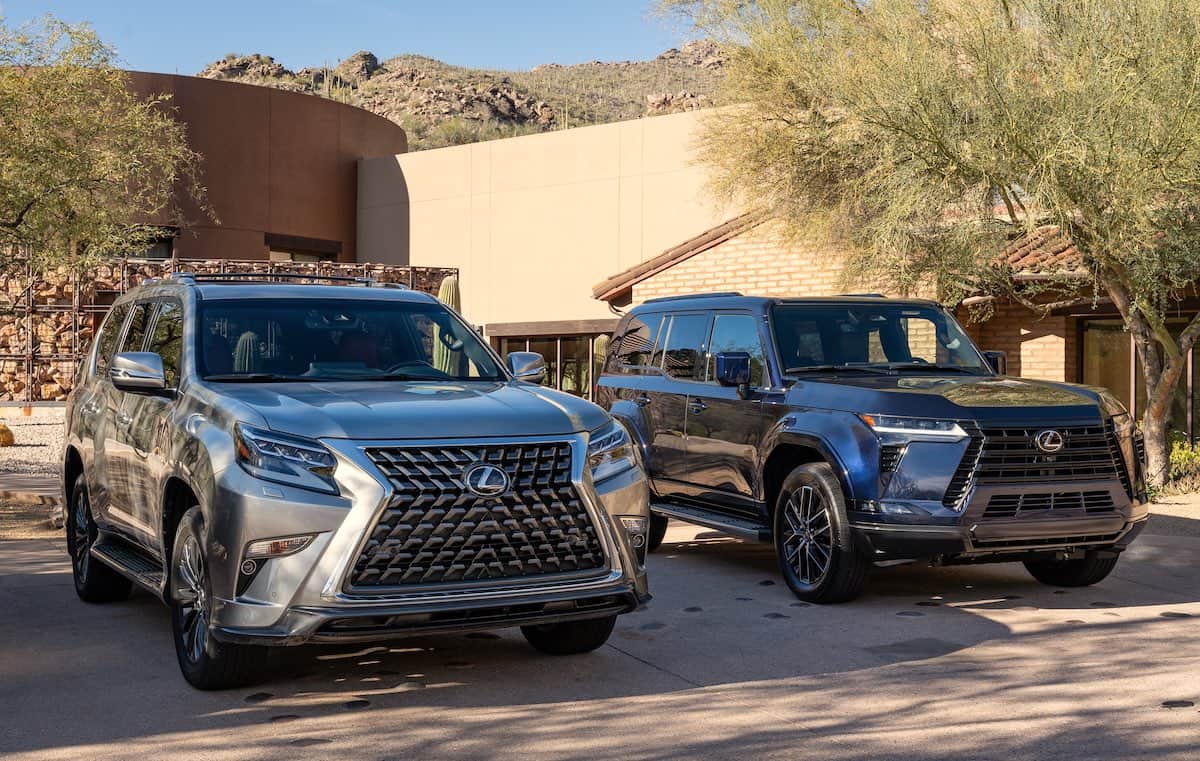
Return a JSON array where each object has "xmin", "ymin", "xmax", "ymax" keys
[
  {"xmin": 66, "ymin": 480, "xmax": 132, "ymax": 603},
  {"xmin": 521, "ymin": 614, "xmax": 618, "ymax": 655},
  {"xmin": 647, "ymin": 513, "xmax": 669, "ymax": 553},
  {"xmin": 773, "ymin": 462, "xmax": 869, "ymax": 604},
  {"xmin": 170, "ymin": 506, "xmax": 264, "ymax": 690},
  {"xmin": 1024, "ymin": 552, "xmax": 1120, "ymax": 587}
]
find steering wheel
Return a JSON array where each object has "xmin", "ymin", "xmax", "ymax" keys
[{"xmin": 384, "ymin": 360, "xmax": 446, "ymax": 376}]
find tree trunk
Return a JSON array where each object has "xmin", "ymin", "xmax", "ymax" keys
[
  {"xmin": 1135, "ymin": 339, "xmax": 1186, "ymax": 490},
  {"xmin": 1140, "ymin": 402, "xmax": 1171, "ymax": 490}
]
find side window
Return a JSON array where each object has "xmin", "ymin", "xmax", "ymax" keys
[
  {"xmin": 94, "ymin": 303, "xmax": 130, "ymax": 374},
  {"xmin": 615, "ymin": 313, "xmax": 663, "ymax": 369},
  {"xmin": 657, "ymin": 314, "xmax": 709, "ymax": 380},
  {"xmin": 119, "ymin": 303, "xmax": 152, "ymax": 354},
  {"xmin": 147, "ymin": 302, "xmax": 184, "ymax": 387},
  {"xmin": 706, "ymin": 313, "xmax": 767, "ymax": 386}
]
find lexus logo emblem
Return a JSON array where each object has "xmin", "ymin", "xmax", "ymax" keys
[
  {"xmin": 1034, "ymin": 429, "xmax": 1065, "ymax": 453},
  {"xmin": 463, "ymin": 463, "xmax": 510, "ymax": 498}
]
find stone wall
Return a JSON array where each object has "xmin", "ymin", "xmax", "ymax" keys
[{"xmin": 0, "ymin": 258, "xmax": 457, "ymax": 402}]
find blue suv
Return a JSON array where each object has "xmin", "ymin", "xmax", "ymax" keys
[{"xmin": 598, "ymin": 293, "xmax": 1147, "ymax": 603}]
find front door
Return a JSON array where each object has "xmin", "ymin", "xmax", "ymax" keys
[
  {"xmin": 684, "ymin": 311, "xmax": 773, "ymax": 519},
  {"xmin": 82, "ymin": 303, "xmax": 131, "ymax": 524},
  {"xmin": 115, "ymin": 300, "xmax": 184, "ymax": 552},
  {"xmin": 101, "ymin": 301, "xmax": 155, "ymax": 544}
]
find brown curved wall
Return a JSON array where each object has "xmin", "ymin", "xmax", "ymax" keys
[{"xmin": 127, "ymin": 71, "xmax": 407, "ymax": 262}]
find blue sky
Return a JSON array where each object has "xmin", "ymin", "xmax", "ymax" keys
[{"xmin": 1, "ymin": 1, "xmax": 694, "ymax": 74}]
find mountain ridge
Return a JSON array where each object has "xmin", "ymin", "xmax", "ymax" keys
[{"xmin": 197, "ymin": 41, "xmax": 724, "ymax": 150}]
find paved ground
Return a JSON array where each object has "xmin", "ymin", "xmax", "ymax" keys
[{"xmin": 2, "ymin": 517, "xmax": 1199, "ymax": 761}]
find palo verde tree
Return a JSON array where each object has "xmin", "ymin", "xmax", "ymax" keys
[
  {"xmin": 0, "ymin": 16, "xmax": 208, "ymax": 273},
  {"xmin": 666, "ymin": 0, "xmax": 1200, "ymax": 487}
]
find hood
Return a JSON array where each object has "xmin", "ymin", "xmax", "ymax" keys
[
  {"xmin": 209, "ymin": 380, "xmax": 611, "ymax": 440},
  {"xmin": 786, "ymin": 374, "xmax": 1123, "ymax": 422}
]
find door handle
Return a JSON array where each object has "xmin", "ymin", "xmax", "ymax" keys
[
  {"xmin": 633, "ymin": 393, "xmax": 652, "ymax": 407},
  {"xmin": 688, "ymin": 399, "xmax": 708, "ymax": 414},
  {"xmin": 116, "ymin": 412, "xmax": 133, "ymax": 427}
]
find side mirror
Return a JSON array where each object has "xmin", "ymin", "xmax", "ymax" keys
[
  {"xmin": 982, "ymin": 350, "xmax": 1007, "ymax": 375},
  {"xmin": 506, "ymin": 351, "xmax": 547, "ymax": 384},
  {"xmin": 110, "ymin": 352, "xmax": 167, "ymax": 393},
  {"xmin": 715, "ymin": 351, "xmax": 752, "ymax": 398}
]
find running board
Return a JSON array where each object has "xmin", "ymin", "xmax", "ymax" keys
[
  {"xmin": 650, "ymin": 502, "xmax": 772, "ymax": 543},
  {"xmin": 91, "ymin": 536, "xmax": 165, "ymax": 595}
]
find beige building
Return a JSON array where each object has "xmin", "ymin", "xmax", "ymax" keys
[{"xmin": 357, "ymin": 108, "xmax": 1198, "ymax": 439}]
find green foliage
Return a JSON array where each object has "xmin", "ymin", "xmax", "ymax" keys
[
  {"xmin": 669, "ymin": 0, "xmax": 1200, "ymax": 486},
  {"xmin": 1169, "ymin": 431, "xmax": 1200, "ymax": 484},
  {"xmin": 0, "ymin": 16, "xmax": 209, "ymax": 272}
]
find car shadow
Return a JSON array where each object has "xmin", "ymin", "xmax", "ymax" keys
[{"xmin": 1, "ymin": 531, "xmax": 1197, "ymax": 758}]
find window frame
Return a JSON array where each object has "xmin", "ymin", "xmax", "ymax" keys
[
  {"xmin": 144, "ymin": 298, "xmax": 186, "ymax": 389},
  {"xmin": 93, "ymin": 302, "xmax": 133, "ymax": 377},
  {"xmin": 703, "ymin": 309, "xmax": 771, "ymax": 388},
  {"xmin": 654, "ymin": 311, "xmax": 713, "ymax": 383},
  {"xmin": 613, "ymin": 311, "xmax": 666, "ymax": 374}
]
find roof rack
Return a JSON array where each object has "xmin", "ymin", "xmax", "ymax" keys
[
  {"xmin": 641, "ymin": 291, "xmax": 744, "ymax": 305},
  {"xmin": 838, "ymin": 293, "xmax": 886, "ymax": 298},
  {"xmin": 165, "ymin": 272, "xmax": 409, "ymax": 289}
]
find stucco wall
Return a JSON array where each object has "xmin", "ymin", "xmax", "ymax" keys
[
  {"xmin": 128, "ymin": 72, "xmax": 408, "ymax": 262},
  {"xmin": 357, "ymin": 110, "xmax": 733, "ymax": 328}
]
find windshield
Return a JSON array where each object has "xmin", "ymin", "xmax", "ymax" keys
[
  {"xmin": 772, "ymin": 303, "xmax": 989, "ymax": 375},
  {"xmin": 197, "ymin": 298, "xmax": 504, "ymax": 382}
]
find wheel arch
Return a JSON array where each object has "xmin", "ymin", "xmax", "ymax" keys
[
  {"xmin": 761, "ymin": 433, "xmax": 856, "ymax": 515},
  {"xmin": 63, "ymin": 445, "xmax": 85, "ymax": 505},
  {"xmin": 160, "ymin": 475, "xmax": 201, "ymax": 589}
]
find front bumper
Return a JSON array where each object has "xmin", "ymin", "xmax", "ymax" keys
[
  {"xmin": 849, "ymin": 478, "xmax": 1150, "ymax": 561},
  {"xmin": 205, "ymin": 434, "xmax": 651, "ymax": 646}
]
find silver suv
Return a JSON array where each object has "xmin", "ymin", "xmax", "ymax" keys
[{"xmin": 62, "ymin": 273, "xmax": 650, "ymax": 689}]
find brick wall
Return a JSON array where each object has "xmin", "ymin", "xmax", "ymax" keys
[
  {"xmin": 632, "ymin": 221, "xmax": 880, "ymax": 302},
  {"xmin": 959, "ymin": 299, "xmax": 1075, "ymax": 382},
  {"xmin": 628, "ymin": 221, "xmax": 1075, "ymax": 384}
]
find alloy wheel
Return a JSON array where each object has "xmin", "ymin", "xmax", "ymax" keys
[
  {"xmin": 176, "ymin": 535, "xmax": 209, "ymax": 665},
  {"xmin": 70, "ymin": 488, "xmax": 93, "ymax": 578},
  {"xmin": 781, "ymin": 485, "xmax": 833, "ymax": 585}
]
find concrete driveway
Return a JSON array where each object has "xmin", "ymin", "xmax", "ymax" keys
[{"xmin": 2, "ymin": 515, "xmax": 1198, "ymax": 761}]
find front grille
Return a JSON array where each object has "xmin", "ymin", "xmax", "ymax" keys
[
  {"xmin": 983, "ymin": 490, "xmax": 1116, "ymax": 520},
  {"xmin": 974, "ymin": 424, "xmax": 1120, "ymax": 483},
  {"xmin": 971, "ymin": 532, "xmax": 1123, "ymax": 550},
  {"xmin": 350, "ymin": 442, "xmax": 605, "ymax": 589},
  {"xmin": 943, "ymin": 426, "xmax": 984, "ymax": 508}
]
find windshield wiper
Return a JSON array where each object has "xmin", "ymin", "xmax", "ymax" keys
[
  {"xmin": 879, "ymin": 362, "xmax": 982, "ymax": 374},
  {"xmin": 203, "ymin": 373, "xmax": 311, "ymax": 383},
  {"xmin": 357, "ymin": 373, "xmax": 453, "ymax": 382},
  {"xmin": 784, "ymin": 364, "xmax": 896, "ymax": 376}
]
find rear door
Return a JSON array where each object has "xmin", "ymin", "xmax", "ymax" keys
[
  {"xmin": 647, "ymin": 312, "xmax": 712, "ymax": 497},
  {"xmin": 683, "ymin": 311, "xmax": 774, "ymax": 518},
  {"xmin": 81, "ymin": 302, "xmax": 131, "ymax": 525}
]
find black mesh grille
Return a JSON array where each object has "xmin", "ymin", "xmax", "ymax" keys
[
  {"xmin": 975, "ymin": 424, "xmax": 1120, "ymax": 483},
  {"xmin": 983, "ymin": 490, "xmax": 1116, "ymax": 520},
  {"xmin": 350, "ymin": 442, "xmax": 605, "ymax": 588},
  {"xmin": 879, "ymin": 445, "xmax": 905, "ymax": 473}
]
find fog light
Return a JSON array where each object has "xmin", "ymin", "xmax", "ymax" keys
[
  {"xmin": 619, "ymin": 517, "xmax": 648, "ymax": 565},
  {"xmin": 245, "ymin": 534, "xmax": 314, "ymax": 559},
  {"xmin": 240, "ymin": 559, "xmax": 258, "ymax": 575}
]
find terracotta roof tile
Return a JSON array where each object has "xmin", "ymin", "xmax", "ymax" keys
[
  {"xmin": 1003, "ymin": 225, "xmax": 1084, "ymax": 276},
  {"xmin": 592, "ymin": 213, "xmax": 767, "ymax": 302}
]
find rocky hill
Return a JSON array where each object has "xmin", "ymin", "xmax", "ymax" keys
[{"xmin": 197, "ymin": 41, "xmax": 724, "ymax": 151}]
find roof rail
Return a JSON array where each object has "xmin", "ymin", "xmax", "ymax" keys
[
  {"xmin": 166, "ymin": 272, "xmax": 409, "ymax": 289},
  {"xmin": 839, "ymin": 292, "xmax": 886, "ymax": 298},
  {"xmin": 641, "ymin": 291, "xmax": 744, "ymax": 305}
]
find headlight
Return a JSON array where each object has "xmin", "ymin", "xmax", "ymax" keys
[
  {"xmin": 859, "ymin": 414, "xmax": 967, "ymax": 441},
  {"xmin": 588, "ymin": 420, "xmax": 637, "ymax": 483},
  {"xmin": 234, "ymin": 423, "xmax": 339, "ymax": 494}
]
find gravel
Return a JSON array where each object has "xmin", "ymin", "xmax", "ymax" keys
[{"xmin": 0, "ymin": 406, "xmax": 64, "ymax": 477}]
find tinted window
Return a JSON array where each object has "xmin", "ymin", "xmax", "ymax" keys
[
  {"xmin": 147, "ymin": 302, "xmax": 184, "ymax": 387},
  {"xmin": 657, "ymin": 314, "xmax": 709, "ymax": 380},
  {"xmin": 615, "ymin": 313, "xmax": 663, "ymax": 368},
  {"xmin": 706, "ymin": 313, "xmax": 766, "ymax": 386},
  {"xmin": 119, "ymin": 303, "xmax": 152, "ymax": 354},
  {"xmin": 772, "ymin": 304, "xmax": 987, "ymax": 372},
  {"xmin": 94, "ymin": 303, "xmax": 130, "ymax": 373},
  {"xmin": 197, "ymin": 298, "xmax": 503, "ymax": 381}
]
